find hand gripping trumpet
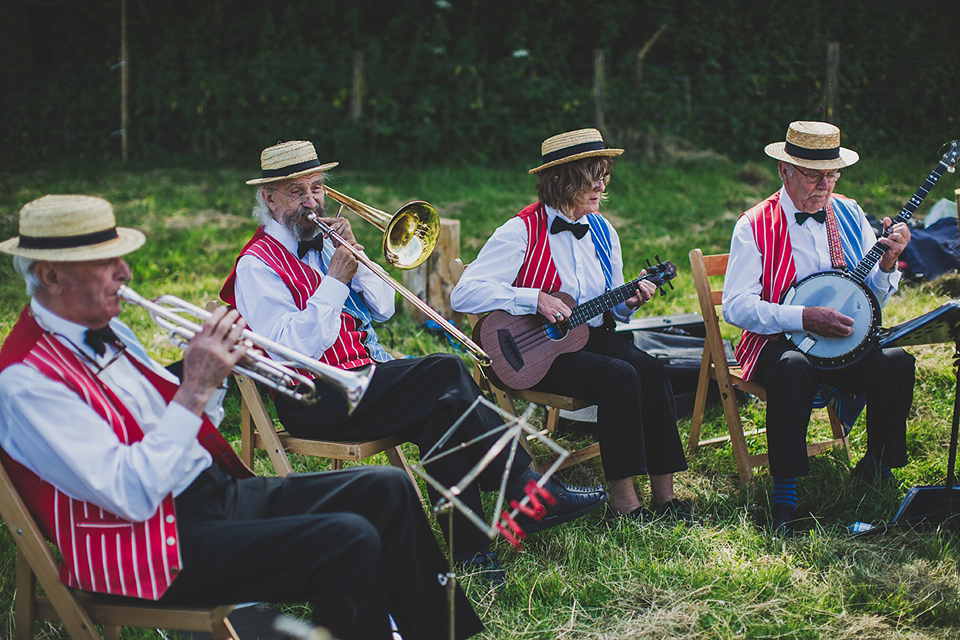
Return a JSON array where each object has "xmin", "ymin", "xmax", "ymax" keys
[{"xmin": 117, "ymin": 285, "xmax": 374, "ymax": 412}]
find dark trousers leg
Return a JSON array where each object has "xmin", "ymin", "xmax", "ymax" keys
[
  {"xmin": 162, "ymin": 465, "xmax": 484, "ymax": 640},
  {"xmin": 275, "ymin": 354, "xmax": 531, "ymax": 556},
  {"xmin": 753, "ymin": 341, "xmax": 914, "ymax": 478},
  {"xmin": 530, "ymin": 329, "xmax": 687, "ymax": 480}
]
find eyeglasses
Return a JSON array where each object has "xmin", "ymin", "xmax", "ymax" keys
[
  {"xmin": 793, "ymin": 166, "xmax": 841, "ymax": 185},
  {"xmin": 268, "ymin": 183, "xmax": 326, "ymax": 204},
  {"xmin": 592, "ymin": 173, "xmax": 611, "ymax": 186}
]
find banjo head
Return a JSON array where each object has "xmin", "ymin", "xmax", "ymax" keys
[{"xmin": 781, "ymin": 271, "xmax": 881, "ymax": 368}]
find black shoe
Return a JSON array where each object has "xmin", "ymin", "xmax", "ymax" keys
[
  {"xmin": 512, "ymin": 476, "xmax": 607, "ymax": 534},
  {"xmin": 605, "ymin": 503, "xmax": 655, "ymax": 523},
  {"xmin": 850, "ymin": 456, "xmax": 898, "ymax": 486},
  {"xmin": 651, "ymin": 498, "xmax": 695, "ymax": 524},
  {"xmin": 771, "ymin": 504, "xmax": 797, "ymax": 538},
  {"xmin": 455, "ymin": 550, "xmax": 506, "ymax": 589}
]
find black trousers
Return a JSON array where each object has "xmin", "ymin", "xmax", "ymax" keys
[
  {"xmin": 160, "ymin": 464, "xmax": 484, "ymax": 640},
  {"xmin": 275, "ymin": 353, "xmax": 532, "ymax": 557},
  {"xmin": 529, "ymin": 328, "xmax": 688, "ymax": 481},
  {"xmin": 752, "ymin": 340, "xmax": 915, "ymax": 478}
]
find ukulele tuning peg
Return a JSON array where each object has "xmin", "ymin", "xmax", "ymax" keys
[{"xmin": 645, "ymin": 258, "xmax": 652, "ymax": 268}]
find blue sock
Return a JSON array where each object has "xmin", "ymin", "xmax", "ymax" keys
[{"xmin": 772, "ymin": 477, "xmax": 798, "ymax": 509}]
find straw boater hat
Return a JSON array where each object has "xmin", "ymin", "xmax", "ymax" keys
[
  {"xmin": 764, "ymin": 121, "xmax": 859, "ymax": 170},
  {"xmin": 246, "ymin": 140, "xmax": 339, "ymax": 185},
  {"xmin": 0, "ymin": 195, "xmax": 145, "ymax": 261},
  {"xmin": 529, "ymin": 128, "xmax": 624, "ymax": 174}
]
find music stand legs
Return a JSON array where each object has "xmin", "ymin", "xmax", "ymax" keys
[{"xmin": 890, "ymin": 342, "xmax": 960, "ymax": 532}]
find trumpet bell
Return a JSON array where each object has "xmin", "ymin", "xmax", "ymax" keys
[{"xmin": 384, "ymin": 201, "xmax": 439, "ymax": 269}]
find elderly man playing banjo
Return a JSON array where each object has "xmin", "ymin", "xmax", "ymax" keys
[
  {"xmin": 0, "ymin": 194, "xmax": 485, "ymax": 639},
  {"xmin": 723, "ymin": 121, "xmax": 915, "ymax": 537}
]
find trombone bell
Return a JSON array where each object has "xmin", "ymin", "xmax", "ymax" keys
[
  {"xmin": 385, "ymin": 201, "xmax": 440, "ymax": 269},
  {"xmin": 323, "ymin": 186, "xmax": 440, "ymax": 269}
]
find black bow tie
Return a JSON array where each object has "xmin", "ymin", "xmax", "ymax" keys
[
  {"xmin": 297, "ymin": 235, "xmax": 325, "ymax": 258},
  {"xmin": 84, "ymin": 326, "xmax": 119, "ymax": 357},
  {"xmin": 796, "ymin": 209, "xmax": 827, "ymax": 225},
  {"xmin": 550, "ymin": 217, "xmax": 589, "ymax": 239}
]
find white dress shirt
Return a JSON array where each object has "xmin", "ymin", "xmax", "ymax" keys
[
  {"xmin": 233, "ymin": 219, "xmax": 395, "ymax": 359},
  {"xmin": 723, "ymin": 187, "xmax": 901, "ymax": 335},
  {"xmin": 450, "ymin": 205, "xmax": 633, "ymax": 326},
  {"xmin": 0, "ymin": 299, "xmax": 218, "ymax": 522}
]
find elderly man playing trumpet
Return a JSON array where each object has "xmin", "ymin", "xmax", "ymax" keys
[
  {"xmin": 221, "ymin": 140, "xmax": 608, "ymax": 580},
  {"xmin": 0, "ymin": 194, "xmax": 484, "ymax": 640}
]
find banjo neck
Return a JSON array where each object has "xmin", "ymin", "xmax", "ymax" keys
[{"xmin": 849, "ymin": 142, "xmax": 960, "ymax": 284}]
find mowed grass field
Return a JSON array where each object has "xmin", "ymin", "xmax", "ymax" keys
[{"xmin": 1, "ymin": 149, "xmax": 960, "ymax": 639}]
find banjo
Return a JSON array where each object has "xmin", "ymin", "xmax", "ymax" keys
[{"xmin": 782, "ymin": 140, "xmax": 960, "ymax": 369}]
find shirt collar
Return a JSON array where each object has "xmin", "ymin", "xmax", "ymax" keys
[
  {"xmin": 545, "ymin": 205, "xmax": 590, "ymax": 230},
  {"xmin": 779, "ymin": 187, "xmax": 805, "ymax": 225},
  {"xmin": 30, "ymin": 298, "xmax": 104, "ymax": 361},
  {"xmin": 262, "ymin": 218, "xmax": 300, "ymax": 256}
]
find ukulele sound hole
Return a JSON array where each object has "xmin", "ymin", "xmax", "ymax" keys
[{"xmin": 543, "ymin": 322, "xmax": 566, "ymax": 341}]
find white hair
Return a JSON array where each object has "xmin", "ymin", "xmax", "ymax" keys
[
  {"xmin": 12, "ymin": 256, "xmax": 41, "ymax": 296},
  {"xmin": 252, "ymin": 187, "xmax": 274, "ymax": 227}
]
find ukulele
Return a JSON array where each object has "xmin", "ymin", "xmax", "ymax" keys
[{"xmin": 474, "ymin": 260, "xmax": 677, "ymax": 389}]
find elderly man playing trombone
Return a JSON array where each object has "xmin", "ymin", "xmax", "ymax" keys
[
  {"xmin": 222, "ymin": 140, "xmax": 608, "ymax": 580},
  {"xmin": 0, "ymin": 194, "xmax": 485, "ymax": 640}
]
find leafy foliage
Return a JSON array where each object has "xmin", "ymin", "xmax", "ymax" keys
[{"xmin": 1, "ymin": 1, "xmax": 956, "ymax": 169}]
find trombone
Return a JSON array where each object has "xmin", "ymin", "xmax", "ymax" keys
[
  {"xmin": 315, "ymin": 187, "xmax": 492, "ymax": 366},
  {"xmin": 117, "ymin": 285, "xmax": 374, "ymax": 412}
]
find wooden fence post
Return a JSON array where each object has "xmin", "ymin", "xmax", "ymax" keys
[
  {"xmin": 351, "ymin": 51, "xmax": 364, "ymax": 123},
  {"xmin": 401, "ymin": 218, "xmax": 461, "ymax": 326},
  {"xmin": 594, "ymin": 49, "xmax": 606, "ymax": 134},
  {"xmin": 826, "ymin": 41, "xmax": 839, "ymax": 125},
  {"xmin": 120, "ymin": 0, "xmax": 128, "ymax": 162}
]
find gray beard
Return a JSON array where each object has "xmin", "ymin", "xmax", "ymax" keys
[{"xmin": 284, "ymin": 203, "xmax": 325, "ymax": 242}]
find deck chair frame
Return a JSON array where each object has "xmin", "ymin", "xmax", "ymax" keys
[
  {"xmin": 687, "ymin": 248, "xmax": 849, "ymax": 483},
  {"xmin": 0, "ymin": 458, "xmax": 238, "ymax": 640},
  {"xmin": 234, "ymin": 372, "xmax": 425, "ymax": 503},
  {"xmin": 449, "ymin": 259, "xmax": 600, "ymax": 473}
]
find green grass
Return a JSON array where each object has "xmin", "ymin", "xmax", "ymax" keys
[{"xmin": 2, "ymin": 153, "xmax": 960, "ymax": 639}]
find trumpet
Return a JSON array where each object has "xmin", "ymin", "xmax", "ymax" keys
[
  {"xmin": 117, "ymin": 285, "xmax": 374, "ymax": 412},
  {"xmin": 314, "ymin": 188, "xmax": 492, "ymax": 366}
]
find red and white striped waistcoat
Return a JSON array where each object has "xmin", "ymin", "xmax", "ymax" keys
[
  {"xmin": 733, "ymin": 192, "xmax": 798, "ymax": 380},
  {"xmin": 0, "ymin": 307, "xmax": 252, "ymax": 600},
  {"xmin": 221, "ymin": 228, "xmax": 373, "ymax": 371},
  {"xmin": 513, "ymin": 202, "xmax": 563, "ymax": 292}
]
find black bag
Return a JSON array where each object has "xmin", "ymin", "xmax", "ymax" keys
[{"xmin": 629, "ymin": 318, "xmax": 740, "ymax": 417}]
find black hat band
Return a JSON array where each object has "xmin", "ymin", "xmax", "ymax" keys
[
  {"xmin": 18, "ymin": 227, "xmax": 119, "ymax": 249},
  {"xmin": 260, "ymin": 158, "xmax": 322, "ymax": 179},
  {"xmin": 784, "ymin": 141, "xmax": 841, "ymax": 161},
  {"xmin": 542, "ymin": 140, "xmax": 606, "ymax": 164}
]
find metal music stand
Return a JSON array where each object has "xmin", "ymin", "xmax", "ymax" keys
[{"xmin": 874, "ymin": 299, "xmax": 960, "ymax": 532}]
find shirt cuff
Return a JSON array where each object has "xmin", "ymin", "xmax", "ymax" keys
[
  {"xmin": 515, "ymin": 288, "xmax": 542, "ymax": 315},
  {"xmin": 161, "ymin": 401, "xmax": 204, "ymax": 442},
  {"xmin": 779, "ymin": 305, "xmax": 806, "ymax": 333}
]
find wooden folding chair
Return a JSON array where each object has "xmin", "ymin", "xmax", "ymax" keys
[
  {"xmin": 449, "ymin": 259, "xmax": 599, "ymax": 473},
  {"xmin": 687, "ymin": 248, "xmax": 849, "ymax": 483},
  {"xmin": 235, "ymin": 372, "xmax": 425, "ymax": 503},
  {"xmin": 0, "ymin": 458, "xmax": 239, "ymax": 640}
]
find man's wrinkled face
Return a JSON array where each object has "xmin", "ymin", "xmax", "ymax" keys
[
  {"xmin": 780, "ymin": 162, "xmax": 841, "ymax": 213},
  {"xmin": 37, "ymin": 257, "xmax": 132, "ymax": 328},
  {"xmin": 263, "ymin": 173, "xmax": 327, "ymax": 240}
]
